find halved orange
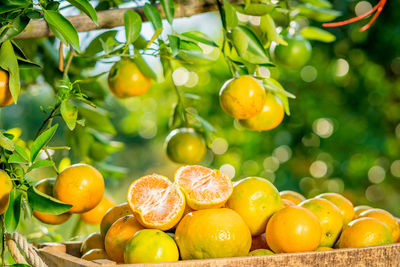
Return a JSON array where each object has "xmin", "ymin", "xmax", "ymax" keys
[
  {"xmin": 127, "ymin": 174, "xmax": 185, "ymax": 231},
  {"xmin": 174, "ymin": 165, "xmax": 233, "ymax": 210}
]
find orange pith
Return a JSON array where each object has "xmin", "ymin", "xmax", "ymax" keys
[
  {"xmin": 174, "ymin": 165, "xmax": 233, "ymax": 210},
  {"xmin": 127, "ymin": 174, "xmax": 185, "ymax": 230}
]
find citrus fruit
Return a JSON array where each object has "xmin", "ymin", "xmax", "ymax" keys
[
  {"xmin": 107, "ymin": 58, "xmax": 151, "ymax": 98},
  {"xmin": 127, "ymin": 174, "xmax": 185, "ymax": 230},
  {"xmin": 165, "ymin": 128, "xmax": 206, "ymax": 165},
  {"xmin": 0, "ymin": 170, "xmax": 12, "ymax": 215},
  {"xmin": 359, "ymin": 208, "xmax": 400, "ymax": 243},
  {"xmin": 316, "ymin": 193, "xmax": 355, "ymax": 225},
  {"xmin": 279, "ymin": 190, "xmax": 306, "ymax": 205},
  {"xmin": 104, "ymin": 215, "xmax": 144, "ymax": 263},
  {"xmin": 337, "ymin": 217, "xmax": 393, "ymax": 248},
  {"xmin": 272, "ymin": 34, "xmax": 312, "ymax": 69},
  {"xmin": 316, "ymin": 247, "xmax": 333, "ymax": 251},
  {"xmin": 248, "ymin": 249, "xmax": 274, "ymax": 256},
  {"xmin": 251, "ymin": 233, "xmax": 268, "ymax": 251},
  {"xmin": 32, "ymin": 178, "xmax": 71, "ymax": 225},
  {"xmin": 124, "ymin": 229, "xmax": 179, "ymax": 264},
  {"xmin": 265, "ymin": 206, "xmax": 321, "ymax": 253},
  {"xmin": 219, "ymin": 75, "xmax": 266, "ymax": 119},
  {"xmin": 100, "ymin": 202, "xmax": 132, "ymax": 239},
  {"xmin": 0, "ymin": 69, "xmax": 14, "ymax": 107},
  {"xmin": 239, "ymin": 93, "xmax": 284, "ymax": 131},
  {"xmin": 282, "ymin": 199, "xmax": 296, "ymax": 208},
  {"xmin": 81, "ymin": 232, "xmax": 104, "ymax": 255},
  {"xmin": 174, "ymin": 165, "xmax": 233, "ymax": 210},
  {"xmin": 80, "ymin": 196, "xmax": 115, "ymax": 225},
  {"xmin": 354, "ymin": 205, "xmax": 372, "ymax": 218},
  {"xmin": 175, "ymin": 208, "xmax": 252, "ymax": 260},
  {"xmin": 226, "ymin": 177, "xmax": 282, "ymax": 236},
  {"xmin": 299, "ymin": 198, "xmax": 343, "ymax": 247},
  {"xmin": 81, "ymin": 249, "xmax": 108, "ymax": 261},
  {"xmin": 53, "ymin": 164, "xmax": 104, "ymax": 213}
]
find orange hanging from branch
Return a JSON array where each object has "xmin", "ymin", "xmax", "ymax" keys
[{"xmin": 322, "ymin": 0, "xmax": 387, "ymax": 32}]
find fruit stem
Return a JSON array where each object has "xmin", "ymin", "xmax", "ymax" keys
[
  {"xmin": 63, "ymin": 47, "xmax": 75, "ymax": 78},
  {"xmin": 70, "ymin": 217, "xmax": 83, "ymax": 238}
]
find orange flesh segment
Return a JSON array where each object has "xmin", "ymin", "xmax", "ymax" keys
[
  {"xmin": 174, "ymin": 166, "xmax": 233, "ymax": 204},
  {"xmin": 127, "ymin": 175, "xmax": 183, "ymax": 225}
]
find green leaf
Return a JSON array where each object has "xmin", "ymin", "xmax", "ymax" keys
[
  {"xmin": 8, "ymin": 153, "xmax": 25, "ymax": 164},
  {"xmin": 144, "ymin": 4, "xmax": 162, "ymax": 30},
  {"xmin": 233, "ymin": 3, "xmax": 275, "ymax": 16},
  {"xmin": 5, "ymin": 190, "xmax": 22, "ymax": 232},
  {"xmin": 0, "ymin": 40, "xmax": 20, "ymax": 103},
  {"xmin": 15, "ymin": 143, "xmax": 29, "ymax": 161},
  {"xmin": 179, "ymin": 40, "xmax": 202, "ymax": 52},
  {"xmin": 260, "ymin": 14, "xmax": 279, "ymax": 43},
  {"xmin": 133, "ymin": 53, "xmax": 157, "ymax": 80},
  {"xmin": 147, "ymin": 28, "xmax": 163, "ymax": 48},
  {"xmin": 0, "ymin": 14, "xmax": 30, "ymax": 43},
  {"xmin": 12, "ymin": 264, "xmax": 32, "ymax": 267},
  {"xmin": 263, "ymin": 78, "xmax": 295, "ymax": 115},
  {"xmin": 66, "ymin": 0, "xmax": 98, "ymax": 25},
  {"xmin": 300, "ymin": 0, "xmax": 332, "ymax": 9},
  {"xmin": 300, "ymin": 26, "xmax": 336, "ymax": 43},
  {"xmin": 44, "ymin": 10, "xmax": 80, "ymax": 51},
  {"xmin": 84, "ymin": 30, "xmax": 118, "ymax": 56},
  {"xmin": 0, "ymin": 132, "xmax": 15, "ymax": 151},
  {"xmin": 224, "ymin": 0, "xmax": 238, "ymax": 31},
  {"xmin": 95, "ymin": 163, "xmax": 128, "ymax": 179},
  {"xmin": 297, "ymin": 4, "xmax": 342, "ymax": 22},
  {"xmin": 0, "ymin": 0, "xmax": 31, "ymax": 14},
  {"xmin": 27, "ymin": 186, "xmax": 72, "ymax": 214},
  {"xmin": 30, "ymin": 124, "xmax": 58, "ymax": 162},
  {"xmin": 27, "ymin": 159, "xmax": 54, "ymax": 172},
  {"xmin": 161, "ymin": 0, "xmax": 174, "ymax": 25},
  {"xmin": 124, "ymin": 10, "xmax": 142, "ymax": 45},
  {"xmin": 179, "ymin": 31, "xmax": 218, "ymax": 47},
  {"xmin": 77, "ymin": 104, "xmax": 116, "ymax": 135},
  {"xmin": 61, "ymin": 100, "xmax": 78, "ymax": 131},
  {"xmin": 168, "ymin": 35, "xmax": 179, "ymax": 56}
]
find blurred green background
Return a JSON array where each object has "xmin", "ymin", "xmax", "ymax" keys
[{"xmin": 1, "ymin": 0, "xmax": 399, "ymax": 244}]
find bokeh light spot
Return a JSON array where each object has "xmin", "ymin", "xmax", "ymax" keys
[
  {"xmin": 220, "ymin": 164, "xmax": 235, "ymax": 179},
  {"xmin": 273, "ymin": 145, "xmax": 292, "ymax": 163},
  {"xmin": 300, "ymin": 66, "xmax": 318, "ymax": 82},
  {"xmin": 368, "ymin": 165, "xmax": 385, "ymax": 184},
  {"xmin": 211, "ymin": 137, "xmax": 228, "ymax": 155},
  {"xmin": 312, "ymin": 118, "xmax": 334, "ymax": 138},
  {"xmin": 309, "ymin": 160, "xmax": 327, "ymax": 178},
  {"xmin": 355, "ymin": 1, "xmax": 373, "ymax": 17},
  {"xmin": 172, "ymin": 67, "xmax": 189, "ymax": 86},
  {"xmin": 263, "ymin": 156, "xmax": 280, "ymax": 172},
  {"xmin": 390, "ymin": 160, "xmax": 400, "ymax": 178},
  {"xmin": 335, "ymin": 59, "xmax": 349, "ymax": 77}
]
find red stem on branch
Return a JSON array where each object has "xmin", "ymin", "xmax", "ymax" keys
[{"xmin": 322, "ymin": 0, "xmax": 387, "ymax": 32}]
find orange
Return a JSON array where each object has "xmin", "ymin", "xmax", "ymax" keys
[
  {"xmin": 226, "ymin": 177, "xmax": 282, "ymax": 236},
  {"xmin": 299, "ymin": 198, "xmax": 343, "ymax": 247},
  {"xmin": 239, "ymin": 93, "xmax": 284, "ymax": 131},
  {"xmin": 338, "ymin": 217, "xmax": 393, "ymax": 248},
  {"xmin": 219, "ymin": 75, "xmax": 266, "ymax": 119},
  {"xmin": 354, "ymin": 205, "xmax": 372, "ymax": 218},
  {"xmin": 251, "ymin": 233, "xmax": 268, "ymax": 251},
  {"xmin": 32, "ymin": 178, "xmax": 71, "ymax": 225},
  {"xmin": 316, "ymin": 247, "xmax": 333, "ymax": 251},
  {"xmin": 124, "ymin": 229, "xmax": 179, "ymax": 264},
  {"xmin": 282, "ymin": 199, "xmax": 296, "ymax": 208},
  {"xmin": 279, "ymin": 190, "xmax": 306, "ymax": 205},
  {"xmin": 359, "ymin": 208, "xmax": 400, "ymax": 242},
  {"xmin": 108, "ymin": 58, "xmax": 152, "ymax": 98},
  {"xmin": 53, "ymin": 164, "xmax": 104, "ymax": 213},
  {"xmin": 165, "ymin": 128, "xmax": 206, "ymax": 165},
  {"xmin": 0, "ymin": 170, "xmax": 12, "ymax": 215},
  {"xmin": 127, "ymin": 174, "xmax": 185, "ymax": 230},
  {"xmin": 0, "ymin": 69, "xmax": 14, "ymax": 107},
  {"xmin": 81, "ymin": 249, "xmax": 108, "ymax": 261},
  {"xmin": 265, "ymin": 206, "xmax": 321, "ymax": 253},
  {"xmin": 80, "ymin": 232, "xmax": 104, "ymax": 255},
  {"xmin": 174, "ymin": 165, "xmax": 233, "ymax": 210},
  {"xmin": 104, "ymin": 215, "xmax": 144, "ymax": 263},
  {"xmin": 175, "ymin": 208, "xmax": 251, "ymax": 260},
  {"xmin": 272, "ymin": 34, "xmax": 312, "ymax": 69},
  {"xmin": 248, "ymin": 249, "xmax": 274, "ymax": 256},
  {"xmin": 100, "ymin": 202, "xmax": 132, "ymax": 239},
  {"xmin": 316, "ymin": 193, "xmax": 355, "ymax": 225},
  {"xmin": 80, "ymin": 196, "xmax": 115, "ymax": 225}
]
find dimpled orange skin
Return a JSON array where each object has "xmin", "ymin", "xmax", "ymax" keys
[
  {"xmin": 32, "ymin": 178, "xmax": 71, "ymax": 225},
  {"xmin": 354, "ymin": 205, "xmax": 372, "ymax": 218},
  {"xmin": 80, "ymin": 232, "xmax": 105, "ymax": 255},
  {"xmin": 219, "ymin": 75, "xmax": 266, "ymax": 119},
  {"xmin": 108, "ymin": 59, "xmax": 152, "ymax": 98},
  {"xmin": 104, "ymin": 215, "xmax": 144, "ymax": 263},
  {"xmin": 53, "ymin": 164, "xmax": 104, "ymax": 213},
  {"xmin": 80, "ymin": 196, "xmax": 115, "ymax": 225},
  {"xmin": 0, "ymin": 170, "xmax": 13, "ymax": 215},
  {"xmin": 338, "ymin": 217, "xmax": 393, "ymax": 248},
  {"xmin": 226, "ymin": 177, "xmax": 282, "ymax": 236},
  {"xmin": 175, "ymin": 208, "xmax": 252, "ymax": 260},
  {"xmin": 239, "ymin": 93, "xmax": 284, "ymax": 131},
  {"xmin": 359, "ymin": 208, "xmax": 400, "ymax": 242},
  {"xmin": 81, "ymin": 249, "xmax": 108, "ymax": 261},
  {"xmin": 100, "ymin": 202, "xmax": 132, "ymax": 239},
  {"xmin": 299, "ymin": 198, "xmax": 343, "ymax": 247},
  {"xmin": 0, "ymin": 69, "xmax": 14, "ymax": 107},
  {"xmin": 316, "ymin": 193, "xmax": 355, "ymax": 226},
  {"xmin": 265, "ymin": 206, "xmax": 322, "ymax": 253},
  {"xmin": 279, "ymin": 190, "xmax": 306, "ymax": 205}
]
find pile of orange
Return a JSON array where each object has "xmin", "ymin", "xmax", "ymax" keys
[{"xmin": 76, "ymin": 164, "xmax": 399, "ymax": 264}]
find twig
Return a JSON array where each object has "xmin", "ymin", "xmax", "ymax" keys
[
  {"xmin": 58, "ymin": 42, "xmax": 64, "ymax": 72},
  {"xmin": 44, "ymin": 149, "xmax": 59, "ymax": 175},
  {"xmin": 34, "ymin": 102, "xmax": 61, "ymax": 139},
  {"xmin": 63, "ymin": 48, "xmax": 75, "ymax": 78}
]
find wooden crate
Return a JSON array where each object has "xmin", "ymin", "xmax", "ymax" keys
[{"xmin": 37, "ymin": 241, "xmax": 400, "ymax": 267}]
